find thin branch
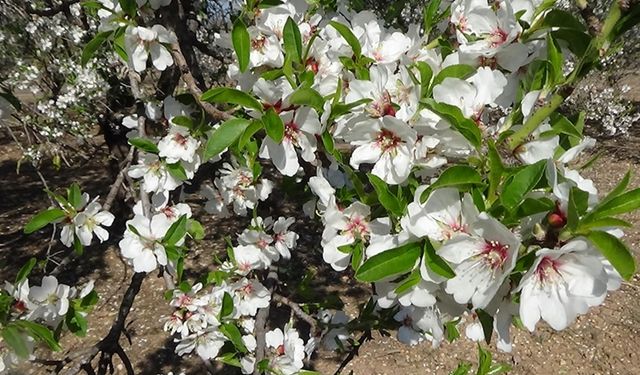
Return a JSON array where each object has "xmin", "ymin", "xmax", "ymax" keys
[
  {"xmin": 333, "ymin": 330, "xmax": 372, "ymax": 375},
  {"xmin": 169, "ymin": 43, "xmax": 233, "ymax": 121},
  {"xmin": 273, "ymin": 293, "xmax": 319, "ymax": 336}
]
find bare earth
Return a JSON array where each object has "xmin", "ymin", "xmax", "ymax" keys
[{"xmin": 1, "ymin": 134, "xmax": 640, "ymax": 375}]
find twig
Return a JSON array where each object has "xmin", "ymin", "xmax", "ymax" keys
[
  {"xmin": 57, "ymin": 272, "xmax": 146, "ymax": 375},
  {"xmin": 103, "ymin": 147, "xmax": 135, "ymax": 212},
  {"xmin": 273, "ymin": 293, "xmax": 319, "ymax": 336},
  {"xmin": 333, "ymin": 330, "xmax": 372, "ymax": 375},
  {"xmin": 169, "ymin": 43, "xmax": 233, "ymax": 121}
]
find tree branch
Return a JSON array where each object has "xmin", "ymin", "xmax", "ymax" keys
[
  {"xmin": 273, "ymin": 293, "xmax": 319, "ymax": 336},
  {"xmin": 169, "ymin": 43, "xmax": 233, "ymax": 121}
]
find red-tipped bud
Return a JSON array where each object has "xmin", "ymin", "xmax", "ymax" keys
[{"xmin": 547, "ymin": 212, "xmax": 566, "ymax": 228}]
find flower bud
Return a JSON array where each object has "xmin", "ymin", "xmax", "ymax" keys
[
  {"xmin": 547, "ymin": 212, "xmax": 566, "ymax": 228},
  {"xmin": 533, "ymin": 223, "xmax": 546, "ymax": 241}
]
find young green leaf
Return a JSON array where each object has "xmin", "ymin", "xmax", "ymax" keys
[
  {"xmin": 421, "ymin": 99, "xmax": 482, "ymax": 148},
  {"xmin": 283, "ymin": 17, "xmax": 303, "ymax": 63},
  {"xmin": 204, "ymin": 118, "xmax": 251, "ymax": 160},
  {"xmin": 500, "ymin": 160, "xmax": 546, "ymax": 211},
  {"xmin": 166, "ymin": 162, "xmax": 188, "ymax": 181},
  {"xmin": 367, "ymin": 173, "xmax": 403, "ymax": 216},
  {"xmin": 432, "ymin": 64, "xmax": 476, "ymax": 87},
  {"xmin": 220, "ymin": 292, "xmax": 234, "ymax": 319},
  {"xmin": 81, "ymin": 31, "xmax": 113, "ymax": 66},
  {"xmin": 232, "ymin": 19, "xmax": 250, "ymax": 72},
  {"xmin": 355, "ymin": 242, "xmax": 421, "ymax": 282},
  {"xmin": 15, "ymin": 258, "xmax": 37, "ymax": 285},
  {"xmin": 14, "ymin": 320, "xmax": 61, "ymax": 351},
  {"xmin": 220, "ymin": 323, "xmax": 248, "ymax": 353},
  {"xmin": 424, "ymin": 241, "xmax": 456, "ymax": 279},
  {"xmin": 2, "ymin": 326, "xmax": 29, "ymax": 358},
  {"xmin": 288, "ymin": 87, "xmax": 325, "ymax": 113},
  {"xmin": 586, "ymin": 188, "xmax": 640, "ymax": 221},
  {"xmin": 24, "ymin": 208, "xmax": 66, "ymax": 234},
  {"xmin": 201, "ymin": 87, "xmax": 262, "ymax": 112},
  {"xmin": 163, "ymin": 215, "xmax": 188, "ymax": 246},
  {"xmin": 329, "ymin": 21, "xmax": 361, "ymax": 58},
  {"xmin": 262, "ymin": 107, "xmax": 285, "ymax": 143},
  {"xmin": 128, "ymin": 137, "xmax": 159, "ymax": 154},
  {"xmin": 587, "ymin": 231, "xmax": 635, "ymax": 280}
]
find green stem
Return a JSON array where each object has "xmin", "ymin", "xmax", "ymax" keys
[
  {"xmin": 507, "ymin": 1, "xmax": 625, "ymax": 152},
  {"xmin": 507, "ymin": 92, "xmax": 565, "ymax": 151}
]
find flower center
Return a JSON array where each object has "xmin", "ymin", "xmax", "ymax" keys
[
  {"xmin": 535, "ymin": 256, "xmax": 562, "ymax": 284},
  {"xmin": 375, "ymin": 128, "xmax": 402, "ymax": 152},
  {"xmin": 284, "ymin": 121, "xmax": 300, "ymax": 144},
  {"xmin": 481, "ymin": 240, "xmax": 509, "ymax": 269},
  {"xmin": 172, "ymin": 133, "xmax": 188, "ymax": 147},
  {"xmin": 367, "ymin": 91, "xmax": 396, "ymax": 117},
  {"xmin": 489, "ymin": 28, "xmax": 508, "ymax": 47},
  {"xmin": 344, "ymin": 216, "xmax": 369, "ymax": 240}
]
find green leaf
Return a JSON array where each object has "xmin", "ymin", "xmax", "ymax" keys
[
  {"xmin": 416, "ymin": 61, "xmax": 433, "ymax": 98},
  {"xmin": 432, "ymin": 64, "xmax": 476, "ymax": 87},
  {"xmin": 237, "ymin": 120, "xmax": 264, "ymax": 150},
  {"xmin": 128, "ymin": 137, "xmax": 159, "ymax": 154},
  {"xmin": 81, "ymin": 31, "xmax": 112, "ymax": 66},
  {"xmin": 171, "ymin": 116, "xmax": 194, "ymax": 129},
  {"xmin": 66, "ymin": 183, "xmax": 82, "ymax": 210},
  {"xmin": 546, "ymin": 33, "xmax": 563, "ymax": 86},
  {"xmin": 551, "ymin": 29, "xmax": 590, "ymax": 58},
  {"xmin": 602, "ymin": 169, "xmax": 631, "ymax": 205},
  {"xmin": 232, "ymin": 19, "xmax": 250, "ymax": 73},
  {"xmin": 283, "ymin": 17, "xmax": 303, "ymax": 63},
  {"xmin": 578, "ymin": 217, "xmax": 632, "ymax": 230},
  {"xmin": 422, "ymin": 99, "xmax": 482, "ymax": 148},
  {"xmin": 220, "ymin": 323, "xmax": 248, "ymax": 353},
  {"xmin": 329, "ymin": 21, "xmax": 361, "ymax": 58},
  {"xmin": 500, "ymin": 160, "xmax": 546, "ymax": 211},
  {"xmin": 423, "ymin": 0, "xmax": 443, "ymax": 36},
  {"xmin": 118, "ymin": 0, "xmax": 137, "ymax": 17},
  {"xmin": 80, "ymin": 290, "xmax": 99, "ymax": 309},
  {"xmin": 445, "ymin": 319, "xmax": 461, "ymax": 343},
  {"xmin": 201, "ymin": 87, "xmax": 262, "ymax": 111},
  {"xmin": 204, "ymin": 118, "xmax": 251, "ymax": 160},
  {"xmin": 587, "ymin": 231, "xmax": 635, "ymax": 280},
  {"xmin": 263, "ymin": 107, "xmax": 285, "ymax": 143},
  {"xmin": 476, "ymin": 344, "xmax": 492, "ymax": 375},
  {"xmin": 426, "ymin": 165, "xmax": 484, "ymax": 196},
  {"xmin": 163, "ymin": 215, "xmax": 188, "ymax": 246},
  {"xmin": 166, "ymin": 162, "xmax": 188, "ymax": 181},
  {"xmin": 542, "ymin": 9, "xmax": 587, "ymax": 31},
  {"xmin": 289, "ymin": 87, "xmax": 325, "ymax": 113},
  {"xmin": 24, "ymin": 208, "xmax": 66, "ymax": 234},
  {"xmin": 220, "ymin": 292, "xmax": 234, "ymax": 319},
  {"xmin": 351, "ymin": 241, "xmax": 364, "ymax": 271},
  {"xmin": 550, "ymin": 114, "xmax": 582, "ymax": 138},
  {"xmin": 476, "ymin": 309, "xmax": 493, "ymax": 345},
  {"xmin": 450, "ymin": 362, "xmax": 472, "ymax": 375},
  {"xmin": 424, "ymin": 241, "xmax": 456, "ymax": 278},
  {"xmin": 187, "ymin": 219, "xmax": 205, "ymax": 240},
  {"xmin": 587, "ymin": 188, "xmax": 640, "ymax": 221},
  {"xmin": 14, "ymin": 320, "xmax": 61, "ymax": 351},
  {"xmin": 65, "ymin": 308, "xmax": 88, "ymax": 336},
  {"xmin": 15, "ymin": 258, "xmax": 37, "ymax": 285},
  {"xmin": 394, "ymin": 270, "xmax": 422, "ymax": 295},
  {"xmin": 2, "ymin": 326, "xmax": 29, "ymax": 358},
  {"xmin": 368, "ymin": 173, "xmax": 403, "ymax": 216},
  {"xmin": 355, "ymin": 242, "xmax": 421, "ymax": 282},
  {"xmin": 73, "ymin": 235, "xmax": 84, "ymax": 255}
]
